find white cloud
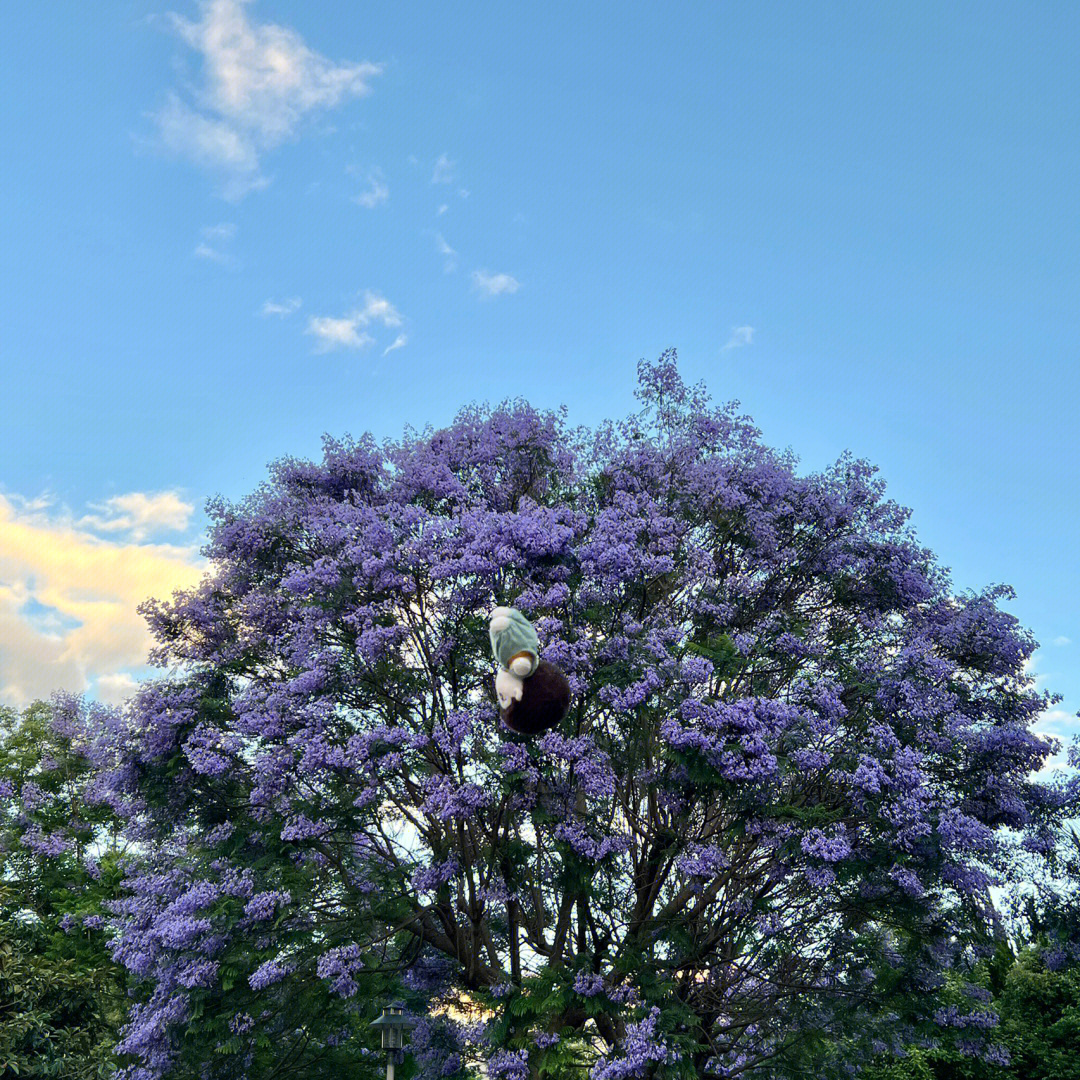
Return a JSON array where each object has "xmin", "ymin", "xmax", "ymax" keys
[
  {"xmin": 434, "ymin": 232, "xmax": 457, "ymax": 273},
  {"xmin": 77, "ymin": 491, "xmax": 195, "ymax": 542},
  {"xmin": 0, "ymin": 491, "xmax": 205, "ymax": 707},
  {"xmin": 261, "ymin": 296, "xmax": 302, "ymax": 316},
  {"xmin": 382, "ymin": 333, "xmax": 407, "ymax": 357},
  {"xmin": 1032, "ymin": 708, "xmax": 1079, "ymax": 778},
  {"xmin": 356, "ymin": 290, "xmax": 402, "ymax": 327},
  {"xmin": 305, "ymin": 290, "xmax": 402, "ymax": 352},
  {"xmin": 201, "ymin": 222, "xmax": 236, "ymax": 240},
  {"xmin": 353, "ymin": 167, "xmax": 388, "ymax": 208},
  {"xmin": 194, "ymin": 221, "xmax": 238, "ymax": 262},
  {"xmin": 472, "ymin": 269, "xmax": 520, "ymax": 297},
  {"xmin": 306, "ymin": 315, "xmax": 374, "ymax": 352},
  {"xmin": 95, "ymin": 672, "xmax": 142, "ymax": 706},
  {"xmin": 431, "ymin": 153, "xmax": 454, "ymax": 184},
  {"xmin": 1053, "ymin": 636, "xmax": 1072, "ymax": 646},
  {"xmin": 194, "ymin": 241, "xmax": 230, "ymax": 262},
  {"xmin": 722, "ymin": 325, "xmax": 755, "ymax": 351},
  {"xmin": 157, "ymin": 93, "xmax": 263, "ymax": 185},
  {"xmin": 436, "ymin": 203, "xmax": 448, "ymax": 216},
  {"xmin": 1023, "ymin": 650, "xmax": 1054, "ymax": 693},
  {"xmin": 384, "ymin": 332, "xmax": 408, "ymax": 358},
  {"xmin": 154, "ymin": 0, "xmax": 382, "ymax": 196},
  {"xmin": 20, "ymin": 599, "xmax": 81, "ymax": 640}
]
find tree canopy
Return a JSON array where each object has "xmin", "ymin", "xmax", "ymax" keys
[
  {"xmin": 0, "ymin": 700, "xmax": 129, "ymax": 1078},
  {"xmin": 83, "ymin": 352, "xmax": 1066, "ymax": 1079}
]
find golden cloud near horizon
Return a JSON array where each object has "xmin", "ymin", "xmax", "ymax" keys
[{"xmin": 0, "ymin": 492, "xmax": 208, "ymax": 707}]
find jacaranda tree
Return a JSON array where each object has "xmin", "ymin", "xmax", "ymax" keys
[{"xmin": 91, "ymin": 352, "xmax": 1064, "ymax": 1078}]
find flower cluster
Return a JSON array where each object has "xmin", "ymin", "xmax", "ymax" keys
[{"xmin": 591, "ymin": 1007, "xmax": 673, "ymax": 1079}]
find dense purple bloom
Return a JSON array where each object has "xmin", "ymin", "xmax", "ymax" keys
[
  {"xmin": 591, "ymin": 1007, "xmax": 673, "ymax": 1079},
  {"xmin": 248, "ymin": 957, "xmax": 291, "ymax": 989},
  {"xmin": 801, "ymin": 827, "xmax": 853, "ymax": 863},
  {"xmin": 243, "ymin": 889, "xmax": 291, "ymax": 922},
  {"xmin": 488, "ymin": 1048, "xmax": 531, "ymax": 1079},
  {"xmin": 315, "ymin": 943, "xmax": 365, "ymax": 997},
  {"xmin": 573, "ymin": 970, "xmax": 606, "ymax": 996}
]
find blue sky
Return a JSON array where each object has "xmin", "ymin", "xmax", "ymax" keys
[{"xmin": 1, "ymin": 1, "xmax": 1076, "ymax": 765}]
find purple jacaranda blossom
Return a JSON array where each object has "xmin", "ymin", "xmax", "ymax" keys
[
  {"xmin": 554, "ymin": 819, "xmax": 631, "ymax": 861},
  {"xmin": 248, "ymin": 957, "xmax": 292, "ymax": 990},
  {"xmin": 315, "ymin": 943, "xmax": 365, "ymax": 997},
  {"xmin": 591, "ymin": 1007, "xmax": 673, "ymax": 1079},
  {"xmin": 677, "ymin": 843, "xmax": 730, "ymax": 880},
  {"xmin": 801, "ymin": 827, "xmax": 852, "ymax": 863},
  {"xmin": 20, "ymin": 780, "xmax": 47, "ymax": 810},
  {"xmin": 243, "ymin": 889, "xmax": 291, "ymax": 922},
  {"xmin": 21, "ymin": 826, "xmax": 71, "ymax": 856},
  {"xmin": 573, "ymin": 970, "xmax": 606, "ymax": 996},
  {"xmin": 488, "ymin": 1048, "xmax": 531, "ymax": 1079},
  {"xmin": 228, "ymin": 1012, "xmax": 255, "ymax": 1034},
  {"xmin": 933, "ymin": 1006, "xmax": 1000, "ymax": 1029},
  {"xmin": 412, "ymin": 856, "xmax": 460, "ymax": 893}
]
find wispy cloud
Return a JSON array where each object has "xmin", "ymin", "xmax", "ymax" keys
[
  {"xmin": 436, "ymin": 203, "xmax": 448, "ymax": 216},
  {"xmin": 201, "ymin": 222, "xmax": 236, "ymax": 240},
  {"xmin": 1022, "ymin": 650, "xmax": 1056, "ymax": 694},
  {"xmin": 306, "ymin": 316, "xmax": 374, "ymax": 352},
  {"xmin": 722, "ymin": 325, "xmax": 755, "ymax": 351},
  {"xmin": 382, "ymin": 333, "xmax": 407, "ymax": 357},
  {"xmin": 261, "ymin": 296, "xmax": 302, "ymax": 317},
  {"xmin": 193, "ymin": 221, "xmax": 237, "ymax": 263},
  {"xmin": 472, "ymin": 269, "xmax": 520, "ymax": 297},
  {"xmin": 157, "ymin": 96, "xmax": 266, "ymax": 198},
  {"xmin": 434, "ymin": 232, "xmax": 457, "ymax": 273},
  {"xmin": 305, "ymin": 291, "xmax": 403, "ymax": 352},
  {"xmin": 1053, "ymin": 636, "xmax": 1072, "ymax": 646},
  {"xmin": 0, "ymin": 491, "xmax": 205, "ymax": 707},
  {"xmin": 153, "ymin": 0, "xmax": 382, "ymax": 198},
  {"xmin": 352, "ymin": 166, "xmax": 388, "ymax": 208},
  {"xmin": 431, "ymin": 153, "xmax": 455, "ymax": 184},
  {"xmin": 356, "ymin": 291, "xmax": 402, "ymax": 327},
  {"xmin": 95, "ymin": 672, "xmax": 142, "ymax": 707},
  {"xmin": 194, "ymin": 241, "xmax": 229, "ymax": 262},
  {"xmin": 1032, "ymin": 707, "xmax": 1079, "ymax": 778},
  {"xmin": 76, "ymin": 491, "xmax": 195, "ymax": 543}
]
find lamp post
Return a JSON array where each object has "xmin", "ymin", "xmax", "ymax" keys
[{"xmin": 370, "ymin": 1002, "xmax": 415, "ymax": 1080}]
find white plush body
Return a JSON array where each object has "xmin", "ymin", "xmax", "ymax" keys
[{"xmin": 495, "ymin": 666, "xmax": 525, "ymax": 708}]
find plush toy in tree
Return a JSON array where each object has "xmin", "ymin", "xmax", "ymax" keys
[{"xmin": 488, "ymin": 606, "xmax": 571, "ymax": 735}]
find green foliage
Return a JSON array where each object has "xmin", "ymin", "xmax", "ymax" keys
[
  {"xmin": 862, "ymin": 942, "xmax": 1080, "ymax": 1080},
  {"xmin": 996, "ymin": 946, "xmax": 1080, "ymax": 1080},
  {"xmin": 0, "ymin": 701, "xmax": 129, "ymax": 1079}
]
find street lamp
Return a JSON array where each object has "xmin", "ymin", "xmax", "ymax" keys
[{"xmin": 370, "ymin": 1002, "xmax": 415, "ymax": 1080}]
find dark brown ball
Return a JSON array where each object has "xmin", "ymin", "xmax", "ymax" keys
[{"xmin": 500, "ymin": 659, "xmax": 571, "ymax": 736}]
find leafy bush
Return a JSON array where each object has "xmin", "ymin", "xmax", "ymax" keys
[{"xmin": 0, "ymin": 700, "xmax": 129, "ymax": 1078}]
